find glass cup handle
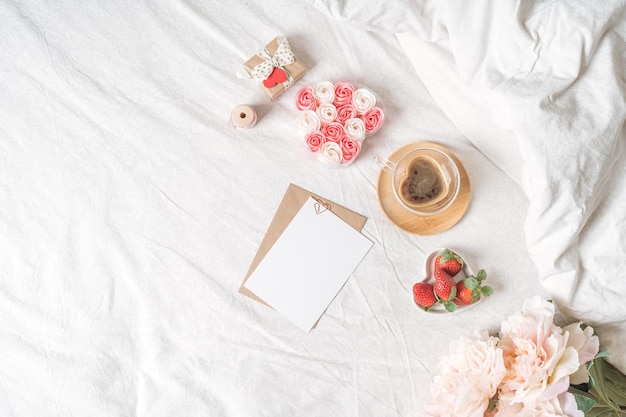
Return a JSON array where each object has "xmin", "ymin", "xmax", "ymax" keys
[
  {"xmin": 440, "ymin": 162, "xmax": 454, "ymax": 185},
  {"xmin": 374, "ymin": 155, "xmax": 396, "ymax": 172}
]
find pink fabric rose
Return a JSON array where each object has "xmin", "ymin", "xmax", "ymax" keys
[
  {"xmin": 335, "ymin": 104, "xmax": 357, "ymax": 125},
  {"xmin": 295, "ymin": 86, "xmax": 316, "ymax": 111},
  {"xmin": 322, "ymin": 122, "xmax": 344, "ymax": 144},
  {"xmin": 304, "ymin": 130, "xmax": 325, "ymax": 153},
  {"xmin": 340, "ymin": 136, "xmax": 361, "ymax": 163},
  {"xmin": 333, "ymin": 82, "xmax": 355, "ymax": 107},
  {"xmin": 363, "ymin": 107, "xmax": 384, "ymax": 133}
]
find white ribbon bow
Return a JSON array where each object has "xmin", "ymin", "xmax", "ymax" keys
[{"xmin": 250, "ymin": 36, "xmax": 295, "ymax": 87}]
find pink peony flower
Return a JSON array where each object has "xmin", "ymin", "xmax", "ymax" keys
[
  {"xmin": 303, "ymin": 130, "xmax": 325, "ymax": 153},
  {"xmin": 362, "ymin": 107, "xmax": 384, "ymax": 133},
  {"xmin": 335, "ymin": 104, "xmax": 357, "ymax": 125},
  {"xmin": 295, "ymin": 86, "xmax": 316, "ymax": 111},
  {"xmin": 340, "ymin": 136, "xmax": 361, "ymax": 163},
  {"xmin": 497, "ymin": 297, "xmax": 580, "ymax": 406},
  {"xmin": 494, "ymin": 391, "xmax": 583, "ymax": 417},
  {"xmin": 321, "ymin": 122, "xmax": 344, "ymax": 144},
  {"xmin": 333, "ymin": 82, "xmax": 355, "ymax": 107},
  {"xmin": 562, "ymin": 322, "xmax": 600, "ymax": 384},
  {"xmin": 424, "ymin": 330, "xmax": 506, "ymax": 417}
]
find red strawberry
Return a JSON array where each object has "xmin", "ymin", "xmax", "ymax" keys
[
  {"xmin": 435, "ymin": 249, "xmax": 464, "ymax": 276},
  {"xmin": 433, "ymin": 269, "xmax": 456, "ymax": 302},
  {"xmin": 413, "ymin": 282, "xmax": 437, "ymax": 309},
  {"xmin": 453, "ymin": 270, "xmax": 493, "ymax": 306},
  {"xmin": 454, "ymin": 281, "xmax": 474, "ymax": 305}
]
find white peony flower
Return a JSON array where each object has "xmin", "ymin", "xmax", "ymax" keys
[
  {"xmin": 498, "ymin": 297, "xmax": 580, "ymax": 405},
  {"xmin": 424, "ymin": 330, "xmax": 506, "ymax": 417},
  {"xmin": 494, "ymin": 391, "xmax": 583, "ymax": 417},
  {"xmin": 562, "ymin": 322, "xmax": 600, "ymax": 384}
]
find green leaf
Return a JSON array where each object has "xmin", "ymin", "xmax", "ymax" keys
[
  {"xmin": 443, "ymin": 301, "xmax": 457, "ymax": 312},
  {"xmin": 448, "ymin": 286, "xmax": 457, "ymax": 301},
  {"xmin": 464, "ymin": 277, "xmax": 479, "ymax": 290},
  {"xmin": 569, "ymin": 386, "xmax": 597, "ymax": 413},
  {"xmin": 481, "ymin": 286, "xmax": 494, "ymax": 297},
  {"xmin": 587, "ymin": 356, "xmax": 626, "ymax": 415},
  {"xmin": 575, "ymin": 393, "xmax": 597, "ymax": 413},
  {"xmin": 476, "ymin": 269, "xmax": 487, "ymax": 281},
  {"xmin": 586, "ymin": 405, "xmax": 622, "ymax": 417},
  {"xmin": 589, "ymin": 356, "xmax": 613, "ymax": 406},
  {"xmin": 602, "ymin": 359, "xmax": 626, "ymax": 406}
]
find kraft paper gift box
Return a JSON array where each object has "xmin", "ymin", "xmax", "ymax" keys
[{"xmin": 243, "ymin": 36, "xmax": 307, "ymax": 101}]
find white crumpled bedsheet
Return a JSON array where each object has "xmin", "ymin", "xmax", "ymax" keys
[
  {"xmin": 1, "ymin": 0, "xmax": 605, "ymax": 416},
  {"xmin": 309, "ymin": 0, "xmax": 626, "ymax": 372}
]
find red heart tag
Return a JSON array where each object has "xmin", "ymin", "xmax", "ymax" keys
[{"xmin": 263, "ymin": 67, "xmax": 287, "ymax": 88}]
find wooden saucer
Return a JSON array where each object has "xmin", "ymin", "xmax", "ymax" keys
[{"xmin": 377, "ymin": 142, "xmax": 471, "ymax": 235}]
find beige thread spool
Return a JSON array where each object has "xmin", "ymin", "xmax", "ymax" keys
[{"xmin": 230, "ymin": 104, "xmax": 257, "ymax": 129}]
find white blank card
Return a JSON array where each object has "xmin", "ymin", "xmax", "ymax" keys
[{"xmin": 244, "ymin": 197, "xmax": 373, "ymax": 332}]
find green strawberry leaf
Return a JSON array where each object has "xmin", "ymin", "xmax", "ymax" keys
[
  {"xmin": 476, "ymin": 269, "xmax": 487, "ymax": 281},
  {"xmin": 464, "ymin": 277, "xmax": 479, "ymax": 290},
  {"xmin": 481, "ymin": 286, "xmax": 494, "ymax": 297},
  {"xmin": 449, "ymin": 286, "xmax": 457, "ymax": 300},
  {"xmin": 440, "ymin": 249, "xmax": 455, "ymax": 261},
  {"xmin": 440, "ymin": 249, "xmax": 463, "ymax": 266},
  {"xmin": 443, "ymin": 301, "xmax": 457, "ymax": 312}
]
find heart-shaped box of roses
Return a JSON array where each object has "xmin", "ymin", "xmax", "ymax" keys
[{"xmin": 295, "ymin": 81, "xmax": 385, "ymax": 167}]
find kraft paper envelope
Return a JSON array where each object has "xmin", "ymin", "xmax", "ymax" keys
[{"xmin": 239, "ymin": 183, "xmax": 368, "ymax": 308}]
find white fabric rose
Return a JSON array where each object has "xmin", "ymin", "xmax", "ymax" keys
[
  {"xmin": 352, "ymin": 87, "xmax": 376, "ymax": 114},
  {"xmin": 317, "ymin": 142, "xmax": 342, "ymax": 166},
  {"xmin": 344, "ymin": 118, "xmax": 365, "ymax": 141},
  {"xmin": 312, "ymin": 81, "xmax": 335, "ymax": 104},
  {"xmin": 316, "ymin": 102, "xmax": 337, "ymax": 125},
  {"xmin": 296, "ymin": 110, "xmax": 321, "ymax": 133}
]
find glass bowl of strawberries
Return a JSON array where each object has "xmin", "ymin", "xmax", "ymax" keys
[{"xmin": 412, "ymin": 248, "xmax": 493, "ymax": 313}]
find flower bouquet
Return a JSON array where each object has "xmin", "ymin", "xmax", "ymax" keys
[
  {"xmin": 424, "ymin": 296, "xmax": 626, "ymax": 417},
  {"xmin": 294, "ymin": 81, "xmax": 384, "ymax": 167}
]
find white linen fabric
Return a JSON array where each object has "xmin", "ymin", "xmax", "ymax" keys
[
  {"xmin": 308, "ymin": 0, "xmax": 626, "ymax": 373},
  {"xmin": 0, "ymin": 0, "xmax": 575, "ymax": 416}
]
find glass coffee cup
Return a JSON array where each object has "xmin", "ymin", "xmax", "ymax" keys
[{"xmin": 376, "ymin": 147, "xmax": 461, "ymax": 216}]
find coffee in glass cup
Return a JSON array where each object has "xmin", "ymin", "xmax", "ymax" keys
[{"xmin": 376, "ymin": 147, "xmax": 460, "ymax": 216}]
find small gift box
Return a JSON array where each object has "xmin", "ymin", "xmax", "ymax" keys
[{"xmin": 244, "ymin": 36, "xmax": 306, "ymax": 101}]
